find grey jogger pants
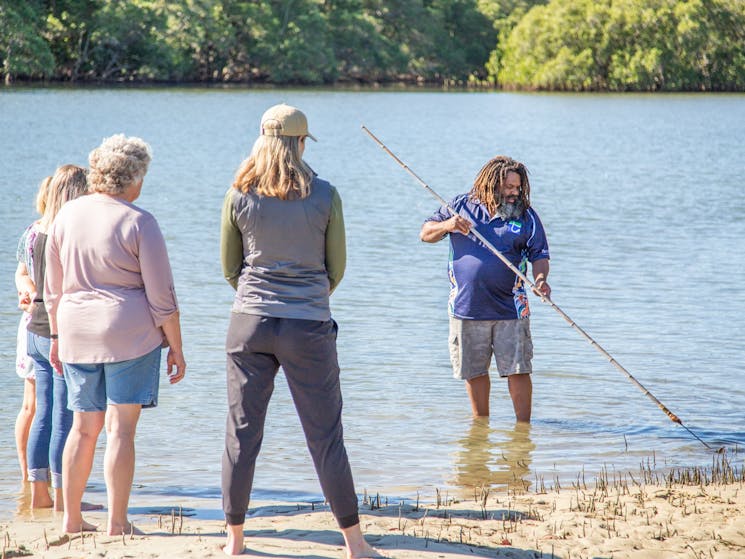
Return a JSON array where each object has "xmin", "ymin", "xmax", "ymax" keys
[{"xmin": 222, "ymin": 313, "xmax": 360, "ymax": 529}]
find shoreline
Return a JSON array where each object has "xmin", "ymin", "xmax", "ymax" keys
[
  {"xmin": 4, "ymin": 81, "xmax": 744, "ymax": 94},
  {"xmin": 4, "ymin": 462, "xmax": 744, "ymax": 559}
]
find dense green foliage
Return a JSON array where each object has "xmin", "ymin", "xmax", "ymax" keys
[
  {"xmin": 1, "ymin": 0, "xmax": 743, "ymax": 90},
  {"xmin": 497, "ymin": 0, "xmax": 745, "ymax": 91},
  {"xmin": 0, "ymin": 0, "xmax": 497, "ymax": 84},
  {"xmin": 0, "ymin": 1, "xmax": 55, "ymax": 82}
]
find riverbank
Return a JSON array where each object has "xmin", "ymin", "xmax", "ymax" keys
[{"xmin": 3, "ymin": 463, "xmax": 744, "ymax": 559}]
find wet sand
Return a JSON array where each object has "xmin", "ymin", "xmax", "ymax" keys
[{"xmin": 3, "ymin": 462, "xmax": 744, "ymax": 559}]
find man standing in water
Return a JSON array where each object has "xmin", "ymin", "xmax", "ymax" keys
[{"xmin": 420, "ymin": 156, "xmax": 551, "ymax": 421}]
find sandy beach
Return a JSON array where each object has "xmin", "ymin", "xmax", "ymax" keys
[{"xmin": 3, "ymin": 458, "xmax": 744, "ymax": 559}]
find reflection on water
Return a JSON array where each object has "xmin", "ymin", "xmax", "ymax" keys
[
  {"xmin": 12, "ymin": 482, "xmax": 57, "ymax": 523},
  {"xmin": 15, "ymin": 483, "xmax": 32, "ymax": 519},
  {"xmin": 451, "ymin": 419, "xmax": 535, "ymax": 497}
]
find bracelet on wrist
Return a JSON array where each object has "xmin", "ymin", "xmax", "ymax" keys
[{"xmin": 50, "ymin": 334, "xmax": 59, "ymax": 339}]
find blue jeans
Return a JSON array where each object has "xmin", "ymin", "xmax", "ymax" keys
[{"xmin": 26, "ymin": 332, "xmax": 73, "ymax": 488}]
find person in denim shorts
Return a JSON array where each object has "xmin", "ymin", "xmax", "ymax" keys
[
  {"xmin": 420, "ymin": 156, "xmax": 551, "ymax": 422},
  {"xmin": 45, "ymin": 135, "xmax": 186, "ymax": 535}
]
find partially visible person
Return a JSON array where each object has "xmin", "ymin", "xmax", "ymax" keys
[
  {"xmin": 420, "ymin": 155, "xmax": 551, "ymax": 422},
  {"xmin": 24, "ymin": 167, "xmax": 89, "ymax": 509},
  {"xmin": 45, "ymin": 134, "xmax": 186, "ymax": 535},
  {"xmin": 220, "ymin": 104, "xmax": 382, "ymax": 558},
  {"xmin": 14, "ymin": 176, "xmax": 50, "ymax": 481}
]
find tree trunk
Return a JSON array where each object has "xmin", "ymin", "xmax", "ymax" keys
[{"xmin": 4, "ymin": 45, "xmax": 12, "ymax": 85}]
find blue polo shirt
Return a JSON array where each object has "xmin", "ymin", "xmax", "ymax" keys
[{"xmin": 426, "ymin": 194, "xmax": 550, "ymax": 320}]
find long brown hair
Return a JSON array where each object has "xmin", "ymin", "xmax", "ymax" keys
[
  {"xmin": 469, "ymin": 156, "xmax": 531, "ymax": 217},
  {"xmin": 232, "ymin": 135, "xmax": 313, "ymax": 200},
  {"xmin": 35, "ymin": 176, "xmax": 52, "ymax": 215},
  {"xmin": 39, "ymin": 165, "xmax": 88, "ymax": 232}
]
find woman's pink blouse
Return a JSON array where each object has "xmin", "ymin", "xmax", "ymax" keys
[{"xmin": 45, "ymin": 193, "xmax": 178, "ymax": 363}]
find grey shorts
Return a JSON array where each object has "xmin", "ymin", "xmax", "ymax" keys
[{"xmin": 448, "ymin": 317, "xmax": 533, "ymax": 380}]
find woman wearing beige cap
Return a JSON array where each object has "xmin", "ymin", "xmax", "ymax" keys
[{"xmin": 220, "ymin": 104, "xmax": 385, "ymax": 558}]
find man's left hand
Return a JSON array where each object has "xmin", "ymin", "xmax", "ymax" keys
[{"xmin": 533, "ymin": 278, "xmax": 551, "ymax": 300}]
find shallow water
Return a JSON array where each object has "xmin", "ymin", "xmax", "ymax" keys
[{"xmin": 1, "ymin": 88, "xmax": 744, "ymax": 518}]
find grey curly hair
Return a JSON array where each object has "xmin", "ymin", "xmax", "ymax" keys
[{"xmin": 88, "ymin": 134, "xmax": 152, "ymax": 195}]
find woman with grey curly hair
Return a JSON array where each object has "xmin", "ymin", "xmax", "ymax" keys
[
  {"xmin": 88, "ymin": 134, "xmax": 152, "ymax": 195},
  {"xmin": 45, "ymin": 134, "xmax": 186, "ymax": 535}
]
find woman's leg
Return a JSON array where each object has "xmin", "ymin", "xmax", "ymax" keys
[
  {"xmin": 15, "ymin": 377, "xmax": 36, "ymax": 482},
  {"xmin": 26, "ymin": 334, "xmax": 53, "ymax": 508},
  {"xmin": 280, "ymin": 320, "xmax": 357, "ymax": 520},
  {"xmin": 51, "ymin": 372, "xmax": 73, "ymax": 511},
  {"xmin": 15, "ymin": 313, "xmax": 35, "ymax": 482},
  {"xmin": 62, "ymin": 410, "xmax": 104, "ymax": 533},
  {"xmin": 103, "ymin": 403, "xmax": 141, "ymax": 535},
  {"xmin": 342, "ymin": 524, "xmax": 385, "ymax": 559},
  {"xmin": 222, "ymin": 314, "xmax": 279, "ymax": 556},
  {"xmin": 279, "ymin": 319, "xmax": 380, "ymax": 558}
]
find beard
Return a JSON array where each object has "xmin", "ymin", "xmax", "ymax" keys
[{"xmin": 495, "ymin": 199, "xmax": 526, "ymax": 221}]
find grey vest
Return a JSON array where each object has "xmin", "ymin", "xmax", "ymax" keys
[{"xmin": 231, "ymin": 177, "xmax": 334, "ymax": 321}]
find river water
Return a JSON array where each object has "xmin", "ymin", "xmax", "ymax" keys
[{"xmin": 1, "ymin": 87, "xmax": 744, "ymax": 518}]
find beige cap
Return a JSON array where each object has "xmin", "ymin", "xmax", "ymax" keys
[{"xmin": 260, "ymin": 104, "xmax": 317, "ymax": 141}]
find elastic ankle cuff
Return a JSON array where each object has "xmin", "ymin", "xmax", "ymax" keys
[
  {"xmin": 225, "ymin": 513, "xmax": 246, "ymax": 526},
  {"xmin": 337, "ymin": 512, "xmax": 359, "ymax": 529}
]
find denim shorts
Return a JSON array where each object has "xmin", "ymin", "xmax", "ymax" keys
[
  {"xmin": 63, "ymin": 346, "xmax": 162, "ymax": 412},
  {"xmin": 449, "ymin": 317, "xmax": 533, "ymax": 380}
]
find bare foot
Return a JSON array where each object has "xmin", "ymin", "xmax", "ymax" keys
[
  {"xmin": 348, "ymin": 543, "xmax": 389, "ymax": 558},
  {"xmin": 222, "ymin": 544, "xmax": 246, "ymax": 556},
  {"xmin": 342, "ymin": 523, "xmax": 387, "ymax": 558},
  {"xmin": 54, "ymin": 497, "xmax": 103, "ymax": 512},
  {"xmin": 223, "ymin": 524, "xmax": 245, "ymax": 556},
  {"xmin": 108, "ymin": 522, "xmax": 144, "ymax": 536},
  {"xmin": 62, "ymin": 517, "xmax": 98, "ymax": 533},
  {"xmin": 31, "ymin": 491, "xmax": 53, "ymax": 509}
]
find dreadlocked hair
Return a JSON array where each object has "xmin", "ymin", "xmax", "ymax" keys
[
  {"xmin": 233, "ymin": 135, "xmax": 313, "ymax": 200},
  {"xmin": 469, "ymin": 156, "xmax": 531, "ymax": 217}
]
